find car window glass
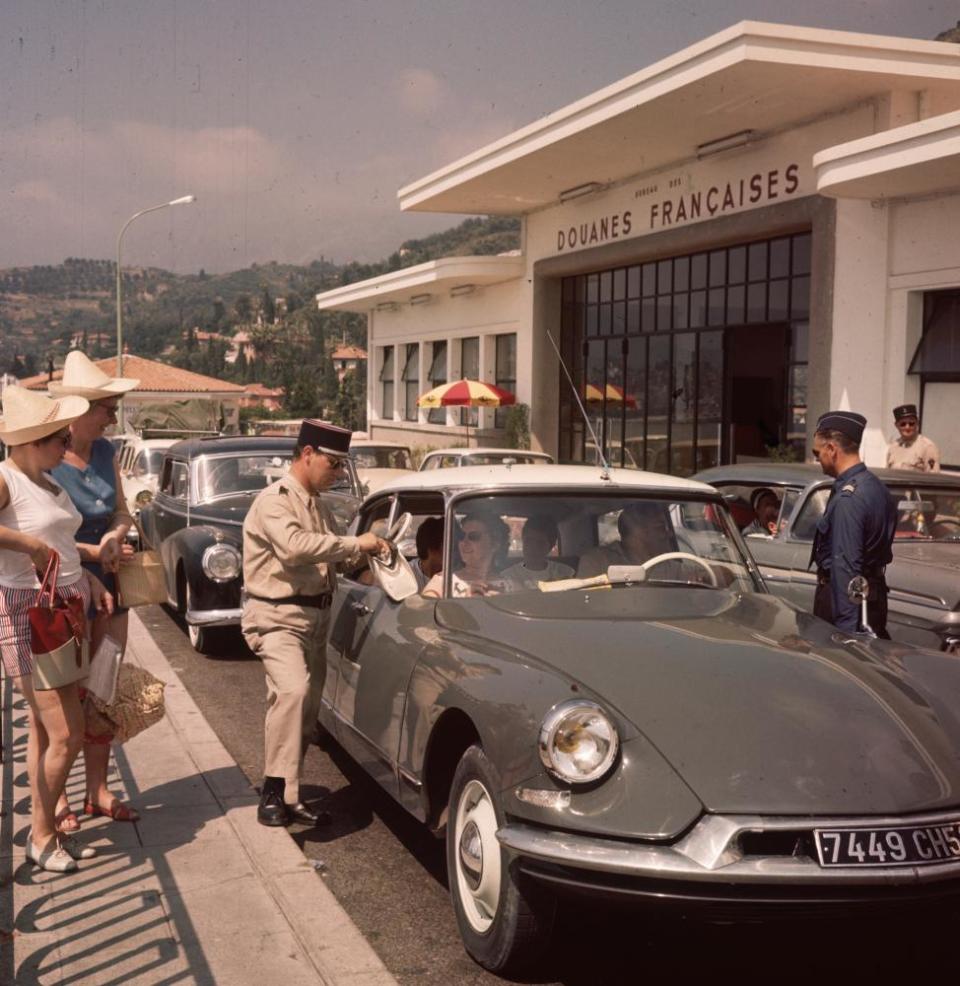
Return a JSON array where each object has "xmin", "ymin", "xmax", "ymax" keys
[
  {"xmin": 132, "ymin": 451, "xmax": 149, "ymax": 478},
  {"xmin": 777, "ymin": 489, "xmax": 801, "ymax": 532},
  {"xmin": 169, "ymin": 462, "xmax": 189, "ymax": 501},
  {"xmin": 888, "ymin": 484, "xmax": 960, "ymax": 540},
  {"xmin": 791, "ymin": 488, "xmax": 830, "ymax": 541},
  {"xmin": 441, "ymin": 492, "xmax": 760, "ymax": 598}
]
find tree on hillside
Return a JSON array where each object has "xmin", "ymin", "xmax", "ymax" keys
[
  {"xmin": 260, "ymin": 286, "xmax": 276, "ymax": 325},
  {"xmin": 332, "ymin": 369, "xmax": 366, "ymax": 432},
  {"xmin": 235, "ymin": 294, "xmax": 252, "ymax": 322}
]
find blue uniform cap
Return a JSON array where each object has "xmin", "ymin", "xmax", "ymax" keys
[{"xmin": 816, "ymin": 410, "xmax": 866, "ymax": 444}]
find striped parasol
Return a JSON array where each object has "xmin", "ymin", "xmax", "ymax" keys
[
  {"xmin": 417, "ymin": 379, "xmax": 517, "ymax": 408},
  {"xmin": 417, "ymin": 379, "xmax": 516, "ymax": 448},
  {"xmin": 583, "ymin": 382, "xmax": 638, "ymax": 408}
]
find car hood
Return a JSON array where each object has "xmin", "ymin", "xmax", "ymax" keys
[{"xmin": 436, "ymin": 589, "xmax": 960, "ymax": 815}]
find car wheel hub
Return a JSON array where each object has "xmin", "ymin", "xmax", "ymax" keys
[
  {"xmin": 458, "ymin": 820, "xmax": 483, "ymax": 890},
  {"xmin": 454, "ymin": 778, "xmax": 501, "ymax": 933}
]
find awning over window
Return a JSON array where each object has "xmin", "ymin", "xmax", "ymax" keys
[{"xmin": 910, "ymin": 292, "xmax": 960, "ymax": 375}]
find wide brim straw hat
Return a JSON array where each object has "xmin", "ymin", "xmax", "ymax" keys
[
  {"xmin": 48, "ymin": 350, "xmax": 139, "ymax": 399},
  {"xmin": 0, "ymin": 386, "xmax": 90, "ymax": 446}
]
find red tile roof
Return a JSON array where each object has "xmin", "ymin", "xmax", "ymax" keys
[
  {"xmin": 245, "ymin": 382, "xmax": 285, "ymax": 398},
  {"xmin": 332, "ymin": 345, "xmax": 367, "ymax": 360},
  {"xmin": 19, "ymin": 354, "xmax": 246, "ymax": 394}
]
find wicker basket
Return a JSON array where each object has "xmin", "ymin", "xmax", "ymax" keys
[{"xmin": 87, "ymin": 665, "xmax": 166, "ymax": 743}]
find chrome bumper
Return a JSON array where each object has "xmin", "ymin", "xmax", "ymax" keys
[
  {"xmin": 497, "ymin": 810, "xmax": 960, "ymax": 886},
  {"xmin": 185, "ymin": 607, "xmax": 242, "ymax": 628}
]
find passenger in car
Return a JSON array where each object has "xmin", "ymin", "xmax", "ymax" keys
[
  {"xmin": 413, "ymin": 517, "xmax": 444, "ymax": 591},
  {"xmin": 741, "ymin": 488, "xmax": 780, "ymax": 537},
  {"xmin": 423, "ymin": 511, "xmax": 508, "ymax": 598},
  {"xmin": 577, "ymin": 502, "xmax": 677, "ymax": 578},
  {"xmin": 502, "ymin": 514, "xmax": 574, "ymax": 590}
]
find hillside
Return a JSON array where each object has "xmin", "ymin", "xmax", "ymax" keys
[{"xmin": 0, "ymin": 215, "xmax": 520, "ymax": 376}]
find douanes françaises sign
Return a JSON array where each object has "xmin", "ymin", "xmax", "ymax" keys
[{"xmin": 555, "ymin": 162, "xmax": 801, "ymax": 253}]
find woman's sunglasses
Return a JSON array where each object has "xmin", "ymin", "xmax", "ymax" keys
[{"xmin": 459, "ymin": 530, "xmax": 488, "ymax": 543}]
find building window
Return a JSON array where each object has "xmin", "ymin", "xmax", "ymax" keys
[
  {"xmin": 402, "ymin": 343, "xmax": 419, "ymax": 421},
  {"xmin": 910, "ymin": 289, "xmax": 960, "ymax": 469},
  {"xmin": 560, "ymin": 231, "xmax": 811, "ymax": 474},
  {"xmin": 379, "ymin": 346, "xmax": 394, "ymax": 420},
  {"xmin": 460, "ymin": 336, "xmax": 479, "ymax": 426},
  {"xmin": 427, "ymin": 341, "xmax": 447, "ymax": 424},
  {"xmin": 495, "ymin": 333, "xmax": 517, "ymax": 428}
]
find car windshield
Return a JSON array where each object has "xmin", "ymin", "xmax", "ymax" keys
[
  {"xmin": 352, "ymin": 447, "xmax": 412, "ymax": 470},
  {"xmin": 888, "ymin": 484, "xmax": 960, "ymax": 541},
  {"xmin": 135, "ymin": 449, "xmax": 165, "ymax": 478},
  {"xmin": 195, "ymin": 452, "xmax": 355, "ymax": 501},
  {"xmin": 462, "ymin": 453, "xmax": 551, "ymax": 466},
  {"xmin": 793, "ymin": 484, "xmax": 960, "ymax": 542},
  {"xmin": 439, "ymin": 491, "xmax": 761, "ymax": 598}
]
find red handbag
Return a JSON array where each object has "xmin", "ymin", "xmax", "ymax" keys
[{"xmin": 29, "ymin": 552, "xmax": 89, "ymax": 690}]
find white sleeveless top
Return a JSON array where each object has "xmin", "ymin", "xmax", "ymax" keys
[{"xmin": 0, "ymin": 462, "xmax": 84, "ymax": 589}]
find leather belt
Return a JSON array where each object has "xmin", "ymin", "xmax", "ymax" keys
[
  {"xmin": 816, "ymin": 569, "xmax": 885, "ymax": 586},
  {"xmin": 246, "ymin": 591, "xmax": 332, "ymax": 609}
]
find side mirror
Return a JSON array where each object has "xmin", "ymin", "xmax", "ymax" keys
[{"xmin": 847, "ymin": 575, "xmax": 869, "ymax": 604}]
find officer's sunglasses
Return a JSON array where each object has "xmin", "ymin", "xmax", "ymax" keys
[{"xmin": 322, "ymin": 453, "xmax": 347, "ymax": 470}]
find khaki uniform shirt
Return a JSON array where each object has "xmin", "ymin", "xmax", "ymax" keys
[
  {"xmin": 885, "ymin": 434, "xmax": 941, "ymax": 473},
  {"xmin": 242, "ymin": 472, "xmax": 361, "ymax": 599}
]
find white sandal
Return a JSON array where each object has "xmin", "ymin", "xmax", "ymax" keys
[
  {"xmin": 58, "ymin": 833, "xmax": 97, "ymax": 860},
  {"xmin": 26, "ymin": 832, "xmax": 78, "ymax": 873}
]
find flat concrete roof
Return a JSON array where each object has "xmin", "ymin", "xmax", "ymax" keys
[
  {"xmin": 815, "ymin": 109, "xmax": 960, "ymax": 199},
  {"xmin": 315, "ymin": 255, "xmax": 525, "ymax": 313},
  {"xmin": 398, "ymin": 21, "xmax": 960, "ymax": 216}
]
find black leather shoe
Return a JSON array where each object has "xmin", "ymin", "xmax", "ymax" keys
[
  {"xmin": 287, "ymin": 801, "xmax": 331, "ymax": 827},
  {"xmin": 257, "ymin": 791, "xmax": 290, "ymax": 827}
]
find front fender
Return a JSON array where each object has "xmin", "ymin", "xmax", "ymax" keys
[
  {"xmin": 400, "ymin": 624, "xmax": 701, "ymax": 842},
  {"xmin": 165, "ymin": 525, "xmax": 242, "ymax": 612}
]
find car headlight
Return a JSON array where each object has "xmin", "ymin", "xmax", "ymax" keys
[
  {"xmin": 538, "ymin": 700, "xmax": 619, "ymax": 785},
  {"xmin": 135, "ymin": 490, "xmax": 153, "ymax": 507},
  {"xmin": 202, "ymin": 543, "xmax": 241, "ymax": 582}
]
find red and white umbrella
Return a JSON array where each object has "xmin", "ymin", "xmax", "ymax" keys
[
  {"xmin": 417, "ymin": 379, "xmax": 516, "ymax": 447},
  {"xmin": 417, "ymin": 379, "xmax": 516, "ymax": 408}
]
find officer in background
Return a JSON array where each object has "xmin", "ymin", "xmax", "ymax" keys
[
  {"xmin": 243, "ymin": 419, "xmax": 387, "ymax": 827},
  {"xmin": 811, "ymin": 411, "xmax": 897, "ymax": 637},
  {"xmin": 885, "ymin": 403, "xmax": 941, "ymax": 472}
]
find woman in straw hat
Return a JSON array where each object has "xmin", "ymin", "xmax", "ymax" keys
[
  {"xmin": 48, "ymin": 351, "xmax": 141, "ymax": 826},
  {"xmin": 0, "ymin": 386, "xmax": 114, "ymax": 872}
]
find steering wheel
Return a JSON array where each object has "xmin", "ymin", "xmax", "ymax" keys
[{"xmin": 640, "ymin": 551, "xmax": 719, "ymax": 587}]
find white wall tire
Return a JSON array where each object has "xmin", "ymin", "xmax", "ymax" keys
[{"xmin": 446, "ymin": 745, "xmax": 555, "ymax": 973}]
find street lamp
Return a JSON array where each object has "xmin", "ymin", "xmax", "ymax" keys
[{"xmin": 116, "ymin": 194, "xmax": 196, "ymax": 426}]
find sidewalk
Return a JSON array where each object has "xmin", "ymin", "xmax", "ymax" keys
[{"xmin": 1, "ymin": 611, "xmax": 399, "ymax": 986}]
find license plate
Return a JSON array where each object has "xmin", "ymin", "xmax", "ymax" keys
[{"xmin": 815, "ymin": 821, "xmax": 960, "ymax": 867}]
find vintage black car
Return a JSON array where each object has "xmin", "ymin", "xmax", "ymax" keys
[
  {"xmin": 694, "ymin": 463, "xmax": 960, "ymax": 652},
  {"xmin": 139, "ymin": 436, "xmax": 362, "ymax": 652}
]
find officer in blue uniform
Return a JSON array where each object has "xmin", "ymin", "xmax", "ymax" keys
[{"xmin": 811, "ymin": 410, "xmax": 897, "ymax": 636}]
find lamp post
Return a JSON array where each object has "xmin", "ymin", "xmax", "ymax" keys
[{"xmin": 116, "ymin": 194, "xmax": 196, "ymax": 426}]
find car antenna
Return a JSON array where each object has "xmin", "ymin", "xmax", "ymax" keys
[{"xmin": 545, "ymin": 330, "xmax": 611, "ymax": 480}]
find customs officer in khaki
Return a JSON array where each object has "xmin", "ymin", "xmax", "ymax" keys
[{"xmin": 243, "ymin": 420, "xmax": 386, "ymax": 827}]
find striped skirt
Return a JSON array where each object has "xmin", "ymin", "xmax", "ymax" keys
[{"xmin": 0, "ymin": 578, "xmax": 90, "ymax": 678}]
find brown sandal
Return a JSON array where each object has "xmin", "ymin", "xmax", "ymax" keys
[
  {"xmin": 83, "ymin": 799, "xmax": 140, "ymax": 823},
  {"xmin": 54, "ymin": 806, "xmax": 81, "ymax": 832}
]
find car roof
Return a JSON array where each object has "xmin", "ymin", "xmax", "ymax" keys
[
  {"xmin": 373, "ymin": 463, "xmax": 715, "ymax": 495},
  {"xmin": 421, "ymin": 447, "xmax": 554, "ymax": 458},
  {"xmin": 350, "ymin": 440, "xmax": 411, "ymax": 450},
  {"xmin": 168, "ymin": 436, "xmax": 297, "ymax": 458},
  {"xmin": 696, "ymin": 462, "xmax": 960, "ymax": 488}
]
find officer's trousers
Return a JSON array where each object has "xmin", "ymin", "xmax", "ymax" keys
[
  {"xmin": 241, "ymin": 598, "xmax": 329, "ymax": 804},
  {"xmin": 813, "ymin": 579, "xmax": 890, "ymax": 639}
]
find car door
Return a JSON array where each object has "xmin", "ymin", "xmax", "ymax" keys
[{"xmin": 328, "ymin": 491, "xmax": 444, "ymax": 798}]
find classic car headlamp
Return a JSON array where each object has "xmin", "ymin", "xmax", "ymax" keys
[
  {"xmin": 202, "ymin": 543, "xmax": 241, "ymax": 582},
  {"xmin": 135, "ymin": 490, "xmax": 153, "ymax": 507},
  {"xmin": 538, "ymin": 700, "xmax": 619, "ymax": 785}
]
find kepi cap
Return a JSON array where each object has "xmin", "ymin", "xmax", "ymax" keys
[
  {"xmin": 0, "ymin": 386, "xmax": 90, "ymax": 446},
  {"xmin": 816, "ymin": 410, "xmax": 866, "ymax": 444},
  {"xmin": 297, "ymin": 419, "xmax": 352, "ymax": 457},
  {"xmin": 893, "ymin": 403, "xmax": 918, "ymax": 421}
]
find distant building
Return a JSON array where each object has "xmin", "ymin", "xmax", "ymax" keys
[
  {"xmin": 317, "ymin": 22, "xmax": 960, "ymax": 470},
  {"xmin": 19, "ymin": 354, "xmax": 247, "ymax": 433},
  {"xmin": 240, "ymin": 383, "xmax": 285, "ymax": 411},
  {"xmin": 225, "ymin": 331, "xmax": 257, "ymax": 365},
  {"xmin": 331, "ymin": 344, "xmax": 367, "ymax": 384}
]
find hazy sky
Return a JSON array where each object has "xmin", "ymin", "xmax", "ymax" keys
[{"xmin": 2, "ymin": 1, "xmax": 955, "ymax": 273}]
